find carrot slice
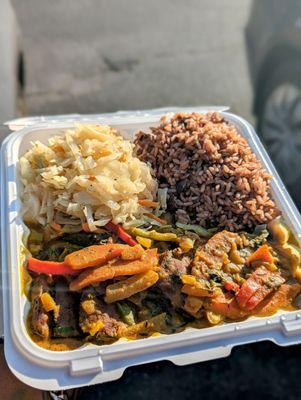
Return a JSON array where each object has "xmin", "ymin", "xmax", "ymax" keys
[
  {"xmin": 121, "ymin": 244, "xmax": 145, "ymax": 260},
  {"xmin": 246, "ymin": 244, "xmax": 274, "ymax": 266},
  {"xmin": 145, "ymin": 213, "xmax": 167, "ymax": 225},
  {"xmin": 64, "ymin": 244, "xmax": 125, "ymax": 270},
  {"xmin": 69, "ymin": 249, "xmax": 158, "ymax": 291},
  {"xmin": 70, "ymin": 266, "xmax": 114, "ymax": 291},
  {"xmin": 111, "ymin": 258, "xmax": 155, "ymax": 276},
  {"xmin": 138, "ymin": 199, "xmax": 159, "ymax": 208}
]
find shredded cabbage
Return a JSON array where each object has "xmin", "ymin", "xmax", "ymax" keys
[{"xmin": 20, "ymin": 124, "xmax": 158, "ymax": 231}]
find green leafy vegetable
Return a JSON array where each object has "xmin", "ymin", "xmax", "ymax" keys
[
  {"xmin": 37, "ymin": 241, "xmax": 82, "ymax": 261},
  {"xmin": 116, "ymin": 302, "xmax": 135, "ymax": 325},
  {"xmin": 245, "ymin": 229, "xmax": 269, "ymax": 248},
  {"xmin": 175, "ymin": 222, "xmax": 211, "ymax": 237},
  {"xmin": 60, "ymin": 232, "xmax": 111, "ymax": 247},
  {"xmin": 53, "ymin": 326, "xmax": 78, "ymax": 337}
]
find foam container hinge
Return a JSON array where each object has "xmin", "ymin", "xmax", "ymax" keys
[{"xmin": 2, "ymin": 107, "xmax": 301, "ymax": 391}]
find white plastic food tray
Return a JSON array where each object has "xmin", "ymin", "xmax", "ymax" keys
[{"xmin": 2, "ymin": 107, "xmax": 301, "ymax": 391}]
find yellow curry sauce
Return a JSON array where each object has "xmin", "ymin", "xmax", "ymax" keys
[{"xmin": 22, "ymin": 220, "xmax": 301, "ymax": 351}]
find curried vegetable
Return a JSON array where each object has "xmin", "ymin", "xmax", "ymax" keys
[
  {"xmin": 182, "ymin": 283, "xmax": 213, "ymax": 298},
  {"xmin": 206, "ymin": 311, "xmax": 224, "ymax": 325},
  {"xmin": 29, "ymin": 229, "xmax": 44, "ymax": 244},
  {"xmin": 268, "ymin": 219, "xmax": 289, "ymax": 245},
  {"xmin": 64, "ymin": 244, "xmax": 124, "ymax": 270},
  {"xmin": 53, "ymin": 282, "xmax": 79, "ymax": 338},
  {"xmin": 236, "ymin": 267, "xmax": 285, "ymax": 310},
  {"xmin": 106, "ymin": 222, "xmax": 137, "ymax": 246},
  {"xmin": 69, "ymin": 249, "xmax": 158, "ymax": 291},
  {"xmin": 176, "ymin": 222, "xmax": 211, "ymax": 238},
  {"xmin": 130, "ymin": 227, "xmax": 177, "ymax": 242},
  {"xmin": 25, "ymin": 220, "xmax": 301, "ymax": 350},
  {"xmin": 183, "ymin": 296, "xmax": 203, "ymax": 317},
  {"xmin": 136, "ymin": 236, "xmax": 152, "ymax": 248},
  {"xmin": 145, "ymin": 213, "xmax": 167, "ymax": 225},
  {"xmin": 40, "ymin": 293, "xmax": 57, "ymax": 313},
  {"xmin": 138, "ymin": 200, "xmax": 159, "ymax": 208},
  {"xmin": 224, "ymin": 280, "xmax": 240, "ymax": 293},
  {"xmin": 255, "ymin": 284, "xmax": 301, "ymax": 316},
  {"xmin": 80, "ymin": 316, "xmax": 105, "ymax": 336},
  {"xmin": 27, "ymin": 257, "xmax": 79, "ymax": 276},
  {"xmin": 116, "ymin": 302, "xmax": 136, "ymax": 325},
  {"xmin": 120, "ymin": 244, "xmax": 145, "ymax": 260},
  {"xmin": 177, "ymin": 237, "xmax": 194, "ymax": 252},
  {"xmin": 123, "ymin": 313, "xmax": 168, "ymax": 338},
  {"xmin": 204, "ymin": 291, "xmax": 249, "ymax": 320},
  {"xmin": 278, "ymin": 243, "xmax": 301, "ymax": 282},
  {"xmin": 246, "ymin": 244, "xmax": 275, "ymax": 266},
  {"xmin": 105, "ymin": 270, "xmax": 159, "ymax": 303}
]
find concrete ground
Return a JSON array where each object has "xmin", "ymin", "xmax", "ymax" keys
[
  {"xmin": 0, "ymin": 1, "xmax": 20, "ymax": 122},
  {"xmin": 12, "ymin": 0, "xmax": 253, "ymax": 122}
]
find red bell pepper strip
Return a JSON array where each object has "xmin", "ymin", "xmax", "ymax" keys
[
  {"xmin": 236, "ymin": 267, "xmax": 267, "ymax": 308},
  {"xmin": 246, "ymin": 244, "xmax": 274, "ymax": 266},
  {"xmin": 206, "ymin": 291, "xmax": 249, "ymax": 319},
  {"xmin": 27, "ymin": 257, "xmax": 79, "ymax": 276},
  {"xmin": 236, "ymin": 266, "xmax": 285, "ymax": 310},
  {"xmin": 224, "ymin": 280, "xmax": 240, "ymax": 293},
  {"xmin": 106, "ymin": 221, "xmax": 137, "ymax": 246}
]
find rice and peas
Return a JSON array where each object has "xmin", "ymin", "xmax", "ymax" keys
[
  {"xmin": 135, "ymin": 112, "xmax": 278, "ymax": 231},
  {"xmin": 21, "ymin": 112, "xmax": 301, "ymax": 348}
]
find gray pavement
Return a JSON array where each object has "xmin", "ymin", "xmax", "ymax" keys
[
  {"xmin": 0, "ymin": 1, "xmax": 19, "ymax": 122},
  {"xmin": 12, "ymin": 0, "xmax": 253, "ymax": 122}
]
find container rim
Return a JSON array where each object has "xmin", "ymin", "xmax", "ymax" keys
[{"xmin": 2, "ymin": 107, "xmax": 301, "ymax": 390}]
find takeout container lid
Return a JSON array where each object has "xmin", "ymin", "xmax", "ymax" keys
[
  {"xmin": 5, "ymin": 106, "xmax": 229, "ymax": 131},
  {"xmin": 2, "ymin": 107, "xmax": 301, "ymax": 391}
]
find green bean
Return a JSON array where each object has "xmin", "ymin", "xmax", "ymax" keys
[{"xmin": 116, "ymin": 302, "xmax": 135, "ymax": 326}]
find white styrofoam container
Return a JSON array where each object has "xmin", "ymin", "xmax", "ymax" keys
[{"xmin": 2, "ymin": 107, "xmax": 301, "ymax": 391}]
